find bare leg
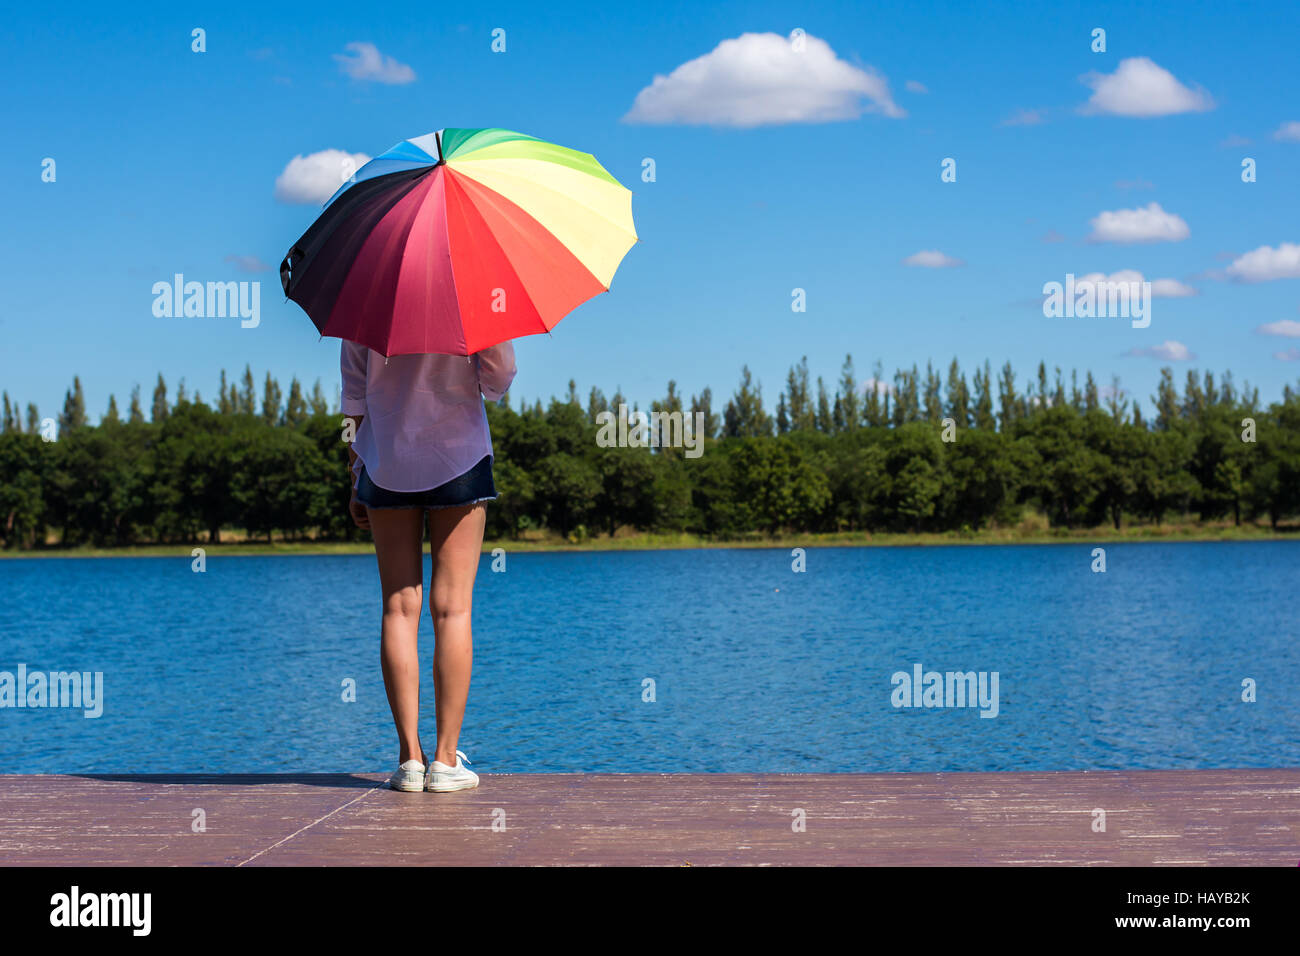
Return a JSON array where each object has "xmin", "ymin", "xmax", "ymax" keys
[
  {"xmin": 427, "ymin": 503, "xmax": 486, "ymax": 766},
  {"xmin": 368, "ymin": 506, "xmax": 427, "ymax": 766}
]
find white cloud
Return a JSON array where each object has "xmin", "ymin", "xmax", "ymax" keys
[
  {"xmin": 1220, "ymin": 134, "xmax": 1252, "ymax": 148},
  {"xmin": 333, "ymin": 42, "xmax": 416, "ymax": 84},
  {"xmin": 224, "ymin": 254, "xmax": 271, "ymax": 273},
  {"xmin": 1149, "ymin": 278, "xmax": 1198, "ymax": 297},
  {"xmin": 1079, "ymin": 57, "xmax": 1213, "ymax": 117},
  {"xmin": 1088, "ymin": 202, "xmax": 1189, "ymax": 243},
  {"xmin": 1126, "ymin": 340, "xmax": 1195, "ymax": 361},
  {"xmin": 1256, "ymin": 319, "xmax": 1300, "ymax": 338},
  {"xmin": 1073, "ymin": 269, "xmax": 1143, "ymax": 291},
  {"xmin": 1225, "ymin": 243, "xmax": 1300, "ymax": 282},
  {"xmin": 623, "ymin": 32, "xmax": 904, "ymax": 127},
  {"xmin": 999, "ymin": 108, "xmax": 1046, "ymax": 127},
  {"xmin": 903, "ymin": 249, "xmax": 964, "ymax": 268},
  {"xmin": 1273, "ymin": 121, "xmax": 1300, "ymax": 142},
  {"xmin": 274, "ymin": 149, "xmax": 372, "ymax": 204},
  {"xmin": 1056, "ymin": 270, "xmax": 1196, "ymax": 299},
  {"xmin": 905, "ymin": 80, "xmax": 928, "ymax": 94},
  {"xmin": 859, "ymin": 377, "xmax": 894, "ymax": 396},
  {"xmin": 1275, "ymin": 348, "xmax": 1300, "ymax": 361}
]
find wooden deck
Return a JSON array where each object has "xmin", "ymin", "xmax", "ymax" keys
[{"xmin": 1, "ymin": 769, "xmax": 1297, "ymax": 866}]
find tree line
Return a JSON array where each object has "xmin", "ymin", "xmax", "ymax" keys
[{"xmin": 1, "ymin": 356, "xmax": 1298, "ymax": 549}]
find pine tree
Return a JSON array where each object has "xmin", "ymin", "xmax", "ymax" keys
[
  {"xmin": 1182, "ymin": 370, "xmax": 1206, "ymax": 420},
  {"xmin": 1152, "ymin": 368, "xmax": 1178, "ymax": 429},
  {"xmin": 587, "ymin": 386, "xmax": 608, "ymax": 423},
  {"xmin": 217, "ymin": 370, "xmax": 234, "ymax": 415},
  {"xmin": 945, "ymin": 358, "xmax": 970, "ymax": 428},
  {"xmin": 775, "ymin": 393, "xmax": 790, "ymax": 434},
  {"xmin": 972, "ymin": 361, "xmax": 996, "ymax": 430},
  {"xmin": 652, "ymin": 381, "xmax": 683, "ymax": 449},
  {"xmin": 838, "ymin": 355, "xmax": 859, "ymax": 430},
  {"xmin": 1219, "ymin": 370, "xmax": 1237, "ymax": 406},
  {"xmin": 863, "ymin": 361, "xmax": 885, "ymax": 427},
  {"xmin": 1106, "ymin": 375, "xmax": 1130, "ymax": 422},
  {"xmin": 308, "ymin": 380, "xmax": 329, "ymax": 416},
  {"xmin": 283, "ymin": 377, "xmax": 308, "ymax": 426},
  {"xmin": 922, "ymin": 361, "xmax": 942, "ymax": 423},
  {"xmin": 151, "ymin": 374, "xmax": 169, "ymax": 423},
  {"xmin": 892, "ymin": 365, "xmax": 920, "ymax": 426},
  {"xmin": 784, "ymin": 357, "xmax": 814, "ymax": 432},
  {"xmin": 722, "ymin": 365, "xmax": 773, "ymax": 438},
  {"xmin": 59, "ymin": 376, "xmax": 88, "ymax": 431},
  {"xmin": 815, "ymin": 377, "xmax": 832, "ymax": 432},
  {"xmin": 689, "ymin": 387, "xmax": 720, "ymax": 439},
  {"xmin": 239, "ymin": 365, "xmax": 257, "ymax": 415},
  {"xmin": 261, "ymin": 372, "xmax": 282, "ymax": 425},
  {"xmin": 104, "ymin": 394, "xmax": 120, "ymax": 425},
  {"xmin": 997, "ymin": 362, "xmax": 1018, "ymax": 430}
]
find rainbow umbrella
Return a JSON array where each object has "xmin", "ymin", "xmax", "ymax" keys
[{"xmin": 280, "ymin": 128, "xmax": 637, "ymax": 356}]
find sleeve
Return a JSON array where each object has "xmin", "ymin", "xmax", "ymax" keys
[
  {"xmin": 475, "ymin": 341, "xmax": 517, "ymax": 402},
  {"xmin": 340, "ymin": 341, "xmax": 369, "ymax": 416}
]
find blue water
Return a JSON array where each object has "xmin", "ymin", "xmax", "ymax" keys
[{"xmin": 0, "ymin": 542, "xmax": 1296, "ymax": 773}]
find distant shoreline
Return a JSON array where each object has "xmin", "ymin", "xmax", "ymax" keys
[{"xmin": 2, "ymin": 524, "xmax": 1294, "ymax": 557}]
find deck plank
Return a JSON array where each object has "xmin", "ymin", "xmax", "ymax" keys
[{"xmin": 1, "ymin": 770, "xmax": 1296, "ymax": 866}]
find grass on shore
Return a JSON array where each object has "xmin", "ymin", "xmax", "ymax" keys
[{"xmin": 3, "ymin": 517, "xmax": 1295, "ymax": 557}]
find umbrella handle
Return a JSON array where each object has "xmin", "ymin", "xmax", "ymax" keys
[{"xmin": 280, "ymin": 247, "xmax": 301, "ymax": 296}]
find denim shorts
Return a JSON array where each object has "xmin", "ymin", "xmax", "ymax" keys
[{"xmin": 355, "ymin": 455, "xmax": 496, "ymax": 510}]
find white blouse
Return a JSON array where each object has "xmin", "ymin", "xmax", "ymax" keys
[{"xmin": 340, "ymin": 340, "xmax": 517, "ymax": 492}]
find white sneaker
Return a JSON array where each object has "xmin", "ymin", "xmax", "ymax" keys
[
  {"xmin": 425, "ymin": 750, "xmax": 479, "ymax": 792},
  {"xmin": 388, "ymin": 758, "xmax": 426, "ymax": 792}
]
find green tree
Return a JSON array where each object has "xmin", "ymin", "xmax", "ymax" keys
[
  {"xmin": 151, "ymin": 374, "xmax": 169, "ymax": 423},
  {"xmin": 59, "ymin": 376, "xmax": 88, "ymax": 431},
  {"xmin": 722, "ymin": 366, "xmax": 773, "ymax": 438}
]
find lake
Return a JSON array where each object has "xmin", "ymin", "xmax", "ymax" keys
[{"xmin": 0, "ymin": 542, "xmax": 1296, "ymax": 773}]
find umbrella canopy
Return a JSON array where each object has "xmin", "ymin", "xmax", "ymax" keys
[{"xmin": 281, "ymin": 128, "xmax": 637, "ymax": 356}]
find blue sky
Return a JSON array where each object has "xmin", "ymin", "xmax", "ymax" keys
[{"xmin": 4, "ymin": 0, "xmax": 1299, "ymax": 422}]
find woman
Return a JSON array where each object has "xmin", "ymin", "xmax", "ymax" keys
[{"xmin": 341, "ymin": 340, "xmax": 516, "ymax": 792}]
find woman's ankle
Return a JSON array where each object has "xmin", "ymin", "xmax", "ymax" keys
[{"xmin": 398, "ymin": 745, "xmax": 426, "ymax": 765}]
